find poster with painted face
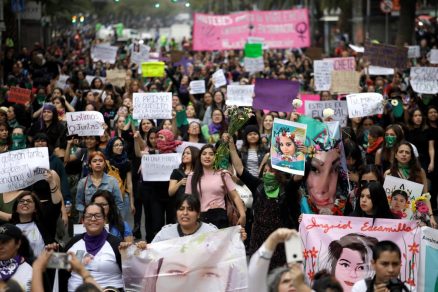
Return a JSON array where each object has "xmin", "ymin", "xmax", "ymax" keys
[
  {"xmin": 383, "ymin": 175, "xmax": 424, "ymax": 220},
  {"xmin": 300, "ymin": 215, "xmax": 420, "ymax": 292},
  {"xmin": 121, "ymin": 227, "xmax": 248, "ymax": 292},
  {"xmin": 270, "ymin": 118, "xmax": 307, "ymax": 176}
]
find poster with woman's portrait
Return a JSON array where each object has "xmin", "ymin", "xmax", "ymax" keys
[
  {"xmin": 270, "ymin": 118, "xmax": 307, "ymax": 175},
  {"xmin": 383, "ymin": 175, "xmax": 423, "ymax": 220},
  {"xmin": 121, "ymin": 227, "xmax": 248, "ymax": 292},
  {"xmin": 300, "ymin": 214, "xmax": 420, "ymax": 292}
]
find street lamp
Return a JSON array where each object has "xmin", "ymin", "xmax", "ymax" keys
[
  {"xmin": 185, "ymin": 2, "xmax": 190, "ymax": 8},
  {"xmin": 154, "ymin": 2, "xmax": 160, "ymax": 8}
]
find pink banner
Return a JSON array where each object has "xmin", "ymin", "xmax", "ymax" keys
[
  {"xmin": 193, "ymin": 9, "xmax": 310, "ymax": 51},
  {"xmin": 296, "ymin": 93, "xmax": 320, "ymax": 114},
  {"xmin": 300, "ymin": 215, "xmax": 420, "ymax": 292}
]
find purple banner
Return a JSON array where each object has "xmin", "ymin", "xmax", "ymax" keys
[{"xmin": 253, "ymin": 78, "xmax": 299, "ymax": 112}]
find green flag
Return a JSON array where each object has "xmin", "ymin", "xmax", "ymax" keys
[
  {"xmin": 244, "ymin": 43, "xmax": 263, "ymax": 58},
  {"xmin": 95, "ymin": 23, "xmax": 102, "ymax": 32},
  {"xmin": 116, "ymin": 23, "xmax": 124, "ymax": 37}
]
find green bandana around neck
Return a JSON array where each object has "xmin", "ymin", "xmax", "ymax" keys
[
  {"xmin": 263, "ymin": 172, "xmax": 280, "ymax": 199},
  {"xmin": 398, "ymin": 163, "xmax": 410, "ymax": 178},
  {"xmin": 11, "ymin": 134, "xmax": 26, "ymax": 150},
  {"xmin": 385, "ymin": 136, "xmax": 396, "ymax": 148}
]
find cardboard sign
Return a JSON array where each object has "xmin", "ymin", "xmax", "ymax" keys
[
  {"xmin": 66, "ymin": 111, "xmax": 105, "ymax": 137},
  {"xmin": 407, "ymin": 45, "xmax": 420, "ymax": 59},
  {"xmin": 226, "ymin": 85, "xmax": 254, "ymax": 107},
  {"xmin": 189, "ymin": 80, "xmax": 206, "ymax": 94},
  {"xmin": 131, "ymin": 44, "xmax": 150, "ymax": 68},
  {"xmin": 368, "ymin": 66, "xmax": 394, "ymax": 75},
  {"xmin": 106, "ymin": 69, "xmax": 126, "ymax": 88},
  {"xmin": 141, "ymin": 61, "xmax": 165, "ymax": 77},
  {"xmin": 141, "ymin": 153, "xmax": 182, "ymax": 181},
  {"xmin": 383, "ymin": 175, "xmax": 424, "ymax": 220},
  {"xmin": 418, "ymin": 227, "xmax": 438, "ymax": 292},
  {"xmin": 91, "ymin": 44, "xmax": 118, "ymax": 64},
  {"xmin": 313, "ymin": 60, "xmax": 332, "ymax": 91},
  {"xmin": 304, "ymin": 100, "xmax": 348, "ymax": 127},
  {"xmin": 270, "ymin": 118, "xmax": 307, "ymax": 176},
  {"xmin": 346, "ymin": 92, "xmax": 384, "ymax": 118},
  {"xmin": 0, "ymin": 147, "xmax": 50, "ymax": 192},
  {"xmin": 429, "ymin": 49, "xmax": 438, "ymax": 64},
  {"xmin": 253, "ymin": 78, "xmax": 299, "ymax": 112},
  {"xmin": 364, "ymin": 42, "xmax": 408, "ymax": 69},
  {"xmin": 193, "ymin": 9, "xmax": 310, "ymax": 50},
  {"xmin": 330, "ymin": 71, "xmax": 360, "ymax": 94},
  {"xmin": 410, "ymin": 67, "xmax": 438, "ymax": 94},
  {"xmin": 300, "ymin": 215, "xmax": 419, "ymax": 291},
  {"xmin": 244, "ymin": 57, "xmax": 264, "ymax": 73},
  {"xmin": 133, "ymin": 92, "xmax": 172, "ymax": 119},
  {"xmin": 212, "ymin": 69, "xmax": 227, "ymax": 88},
  {"xmin": 8, "ymin": 86, "xmax": 32, "ymax": 105}
]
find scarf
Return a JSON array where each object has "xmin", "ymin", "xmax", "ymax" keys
[
  {"xmin": 84, "ymin": 229, "xmax": 108, "ymax": 256},
  {"xmin": 366, "ymin": 137, "xmax": 384, "ymax": 154},
  {"xmin": 398, "ymin": 163, "xmax": 410, "ymax": 179},
  {"xmin": 156, "ymin": 129, "xmax": 182, "ymax": 153},
  {"xmin": 11, "ymin": 134, "xmax": 27, "ymax": 150},
  {"xmin": 263, "ymin": 173, "xmax": 280, "ymax": 199},
  {"xmin": 0, "ymin": 255, "xmax": 22, "ymax": 281},
  {"xmin": 385, "ymin": 136, "xmax": 396, "ymax": 148},
  {"xmin": 208, "ymin": 122, "xmax": 222, "ymax": 135},
  {"xmin": 105, "ymin": 137, "xmax": 130, "ymax": 172}
]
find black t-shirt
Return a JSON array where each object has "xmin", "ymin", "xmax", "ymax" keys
[{"xmin": 170, "ymin": 168, "xmax": 186, "ymax": 201}]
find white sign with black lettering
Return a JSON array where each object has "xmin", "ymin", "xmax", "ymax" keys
[
  {"xmin": 407, "ymin": 46, "xmax": 420, "ymax": 59},
  {"xmin": 226, "ymin": 85, "xmax": 254, "ymax": 106},
  {"xmin": 244, "ymin": 57, "xmax": 264, "ymax": 73},
  {"xmin": 189, "ymin": 80, "xmax": 206, "ymax": 94},
  {"xmin": 91, "ymin": 44, "xmax": 118, "ymax": 64},
  {"xmin": 304, "ymin": 100, "xmax": 349, "ymax": 127},
  {"xmin": 133, "ymin": 92, "xmax": 172, "ymax": 119},
  {"xmin": 212, "ymin": 69, "xmax": 227, "ymax": 88},
  {"xmin": 410, "ymin": 67, "xmax": 438, "ymax": 94},
  {"xmin": 141, "ymin": 153, "xmax": 182, "ymax": 181},
  {"xmin": 313, "ymin": 60, "xmax": 332, "ymax": 91},
  {"xmin": 66, "ymin": 111, "xmax": 105, "ymax": 136},
  {"xmin": 346, "ymin": 93, "xmax": 384, "ymax": 118},
  {"xmin": 0, "ymin": 147, "xmax": 50, "ymax": 192}
]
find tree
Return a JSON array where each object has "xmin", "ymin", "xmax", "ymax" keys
[{"xmin": 395, "ymin": 0, "xmax": 416, "ymax": 46}]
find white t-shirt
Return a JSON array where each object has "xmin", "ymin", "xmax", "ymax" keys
[
  {"xmin": 152, "ymin": 222, "xmax": 218, "ymax": 243},
  {"xmin": 17, "ymin": 222, "xmax": 45, "ymax": 256},
  {"xmin": 67, "ymin": 239, "xmax": 123, "ymax": 292},
  {"xmin": 12, "ymin": 262, "xmax": 32, "ymax": 292}
]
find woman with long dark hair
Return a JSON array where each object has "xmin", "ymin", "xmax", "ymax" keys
[
  {"xmin": 350, "ymin": 181, "xmax": 395, "ymax": 220},
  {"xmin": 169, "ymin": 146, "xmax": 200, "ymax": 202},
  {"xmin": 375, "ymin": 124, "xmax": 404, "ymax": 172},
  {"xmin": 201, "ymin": 109, "xmax": 228, "ymax": 144}
]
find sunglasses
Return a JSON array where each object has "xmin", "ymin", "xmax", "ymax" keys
[{"xmin": 360, "ymin": 180, "xmax": 377, "ymax": 188}]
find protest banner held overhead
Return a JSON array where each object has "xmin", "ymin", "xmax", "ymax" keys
[
  {"xmin": 346, "ymin": 92, "xmax": 384, "ymax": 118},
  {"xmin": 226, "ymin": 84, "xmax": 254, "ymax": 107},
  {"xmin": 253, "ymin": 78, "xmax": 299, "ymax": 112},
  {"xmin": 66, "ymin": 111, "xmax": 105, "ymax": 137},
  {"xmin": 141, "ymin": 62, "xmax": 165, "ymax": 77},
  {"xmin": 0, "ymin": 147, "xmax": 50, "ymax": 193},
  {"xmin": 141, "ymin": 153, "xmax": 182, "ymax": 181},
  {"xmin": 133, "ymin": 92, "xmax": 172, "ymax": 119},
  {"xmin": 8, "ymin": 86, "xmax": 32, "ymax": 105},
  {"xmin": 410, "ymin": 67, "xmax": 438, "ymax": 94},
  {"xmin": 193, "ymin": 9, "xmax": 310, "ymax": 51},
  {"xmin": 91, "ymin": 44, "xmax": 118, "ymax": 64},
  {"xmin": 364, "ymin": 42, "xmax": 408, "ymax": 69},
  {"xmin": 106, "ymin": 69, "xmax": 126, "ymax": 88},
  {"xmin": 304, "ymin": 100, "xmax": 349, "ymax": 126},
  {"xmin": 189, "ymin": 80, "xmax": 206, "ymax": 94},
  {"xmin": 212, "ymin": 69, "xmax": 227, "ymax": 88},
  {"xmin": 313, "ymin": 60, "xmax": 332, "ymax": 91},
  {"xmin": 330, "ymin": 71, "xmax": 360, "ymax": 94}
]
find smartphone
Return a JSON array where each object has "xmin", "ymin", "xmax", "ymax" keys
[
  {"xmin": 47, "ymin": 252, "xmax": 71, "ymax": 270},
  {"xmin": 76, "ymin": 250, "xmax": 85, "ymax": 263},
  {"xmin": 285, "ymin": 234, "xmax": 304, "ymax": 264}
]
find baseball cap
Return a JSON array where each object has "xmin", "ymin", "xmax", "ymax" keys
[{"xmin": 0, "ymin": 224, "xmax": 22, "ymax": 241}]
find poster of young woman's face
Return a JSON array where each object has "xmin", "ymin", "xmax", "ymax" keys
[{"xmin": 270, "ymin": 118, "xmax": 307, "ymax": 175}]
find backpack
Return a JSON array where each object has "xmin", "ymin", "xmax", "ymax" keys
[{"xmin": 106, "ymin": 160, "xmax": 126, "ymax": 197}]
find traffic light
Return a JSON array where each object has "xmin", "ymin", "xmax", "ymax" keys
[
  {"xmin": 72, "ymin": 15, "xmax": 77, "ymax": 23},
  {"xmin": 79, "ymin": 16, "xmax": 84, "ymax": 23}
]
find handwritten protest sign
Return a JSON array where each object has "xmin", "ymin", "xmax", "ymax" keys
[
  {"xmin": 66, "ymin": 111, "xmax": 105, "ymax": 136},
  {"xmin": 313, "ymin": 60, "xmax": 332, "ymax": 91},
  {"xmin": 410, "ymin": 67, "xmax": 438, "ymax": 94},
  {"xmin": 176, "ymin": 142, "xmax": 206, "ymax": 153},
  {"xmin": 429, "ymin": 49, "xmax": 438, "ymax": 64},
  {"xmin": 305, "ymin": 100, "xmax": 348, "ymax": 126},
  {"xmin": 56, "ymin": 74, "xmax": 69, "ymax": 90},
  {"xmin": 300, "ymin": 214, "xmax": 420, "ymax": 292},
  {"xmin": 383, "ymin": 175, "xmax": 423, "ymax": 220},
  {"xmin": 368, "ymin": 65, "xmax": 394, "ymax": 75},
  {"xmin": 328, "ymin": 57, "xmax": 356, "ymax": 71},
  {"xmin": 296, "ymin": 94, "xmax": 320, "ymax": 114},
  {"xmin": 141, "ymin": 153, "xmax": 182, "ymax": 181},
  {"xmin": 189, "ymin": 80, "xmax": 206, "ymax": 94},
  {"xmin": 85, "ymin": 75, "xmax": 106, "ymax": 86},
  {"xmin": 8, "ymin": 87, "xmax": 32, "ymax": 105},
  {"xmin": 91, "ymin": 44, "xmax": 118, "ymax": 64},
  {"xmin": 346, "ymin": 93, "xmax": 384, "ymax": 118},
  {"xmin": 243, "ymin": 57, "xmax": 264, "ymax": 73},
  {"xmin": 193, "ymin": 9, "xmax": 310, "ymax": 50},
  {"xmin": 254, "ymin": 78, "xmax": 299, "ymax": 112},
  {"xmin": 407, "ymin": 45, "xmax": 420, "ymax": 59},
  {"xmin": 212, "ymin": 69, "xmax": 227, "ymax": 88},
  {"xmin": 271, "ymin": 119, "xmax": 306, "ymax": 175},
  {"xmin": 133, "ymin": 92, "xmax": 172, "ymax": 120},
  {"xmin": 418, "ymin": 227, "xmax": 438, "ymax": 292},
  {"xmin": 141, "ymin": 62, "xmax": 165, "ymax": 77},
  {"xmin": 0, "ymin": 147, "xmax": 50, "ymax": 192},
  {"xmin": 364, "ymin": 42, "xmax": 408, "ymax": 69},
  {"xmin": 226, "ymin": 84, "xmax": 254, "ymax": 106},
  {"xmin": 131, "ymin": 44, "xmax": 150, "ymax": 68},
  {"xmin": 121, "ymin": 226, "xmax": 248, "ymax": 292},
  {"xmin": 330, "ymin": 71, "xmax": 360, "ymax": 93},
  {"xmin": 106, "ymin": 70, "xmax": 126, "ymax": 88}
]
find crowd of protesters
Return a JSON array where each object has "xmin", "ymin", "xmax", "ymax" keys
[{"xmin": 0, "ymin": 24, "xmax": 437, "ymax": 291}]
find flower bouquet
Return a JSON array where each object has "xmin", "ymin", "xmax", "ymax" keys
[{"xmin": 411, "ymin": 193, "xmax": 431, "ymax": 226}]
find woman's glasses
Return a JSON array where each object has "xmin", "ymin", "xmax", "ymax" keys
[
  {"xmin": 360, "ymin": 180, "xmax": 377, "ymax": 188},
  {"xmin": 84, "ymin": 213, "xmax": 104, "ymax": 220},
  {"xmin": 18, "ymin": 199, "xmax": 34, "ymax": 205}
]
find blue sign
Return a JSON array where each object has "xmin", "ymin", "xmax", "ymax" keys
[{"xmin": 11, "ymin": 0, "xmax": 25, "ymax": 13}]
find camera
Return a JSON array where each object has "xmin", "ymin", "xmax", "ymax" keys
[{"xmin": 386, "ymin": 278, "xmax": 408, "ymax": 292}]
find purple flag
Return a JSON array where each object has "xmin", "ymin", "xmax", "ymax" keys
[{"xmin": 253, "ymin": 79, "xmax": 299, "ymax": 112}]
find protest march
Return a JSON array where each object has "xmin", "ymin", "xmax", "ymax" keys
[{"xmin": 1, "ymin": 3, "xmax": 438, "ymax": 292}]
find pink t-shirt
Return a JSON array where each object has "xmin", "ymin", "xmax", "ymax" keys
[{"xmin": 185, "ymin": 169, "xmax": 236, "ymax": 212}]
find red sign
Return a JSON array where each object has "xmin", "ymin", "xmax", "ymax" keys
[{"xmin": 8, "ymin": 87, "xmax": 32, "ymax": 105}]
